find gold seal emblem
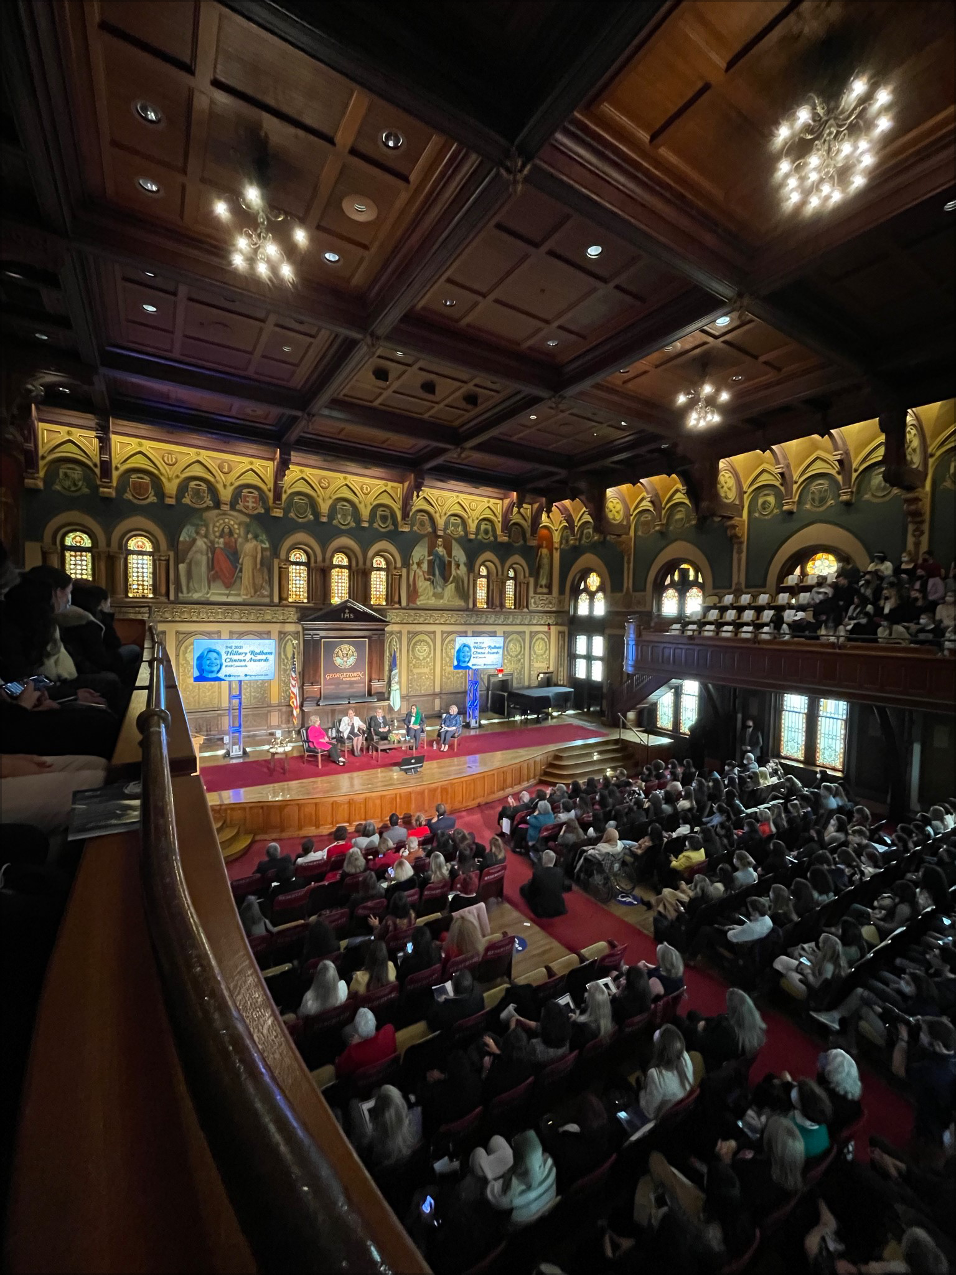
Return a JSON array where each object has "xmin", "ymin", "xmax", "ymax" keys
[{"xmin": 333, "ymin": 643, "xmax": 358, "ymax": 669}]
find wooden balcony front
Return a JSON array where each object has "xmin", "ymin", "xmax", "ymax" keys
[{"xmin": 623, "ymin": 625, "xmax": 954, "ymax": 714}]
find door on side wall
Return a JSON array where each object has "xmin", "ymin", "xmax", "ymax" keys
[{"xmin": 568, "ymin": 569, "xmax": 607, "ymax": 714}]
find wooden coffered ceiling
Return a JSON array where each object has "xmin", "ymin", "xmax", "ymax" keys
[{"xmin": 1, "ymin": 0, "xmax": 953, "ymax": 503}]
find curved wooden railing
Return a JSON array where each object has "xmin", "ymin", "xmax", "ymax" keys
[{"xmin": 137, "ymin": 629, "xmax": 405, "ymax": 1274}]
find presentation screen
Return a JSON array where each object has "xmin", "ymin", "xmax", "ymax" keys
[
  {"xmin": 192, "ymin": 638, "xmax": 276, "ymax": 682},
  {"xmin": 453, "ymin": 634, "xmax": 503, "ymax": 671}
]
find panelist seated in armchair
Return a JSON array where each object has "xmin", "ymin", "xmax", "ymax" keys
[
  {"xmin": 303, "ymin": 716, "xmax": 344, "ymax": 766},
  {"xmin": 438, "ymin": 704, "xmax": 462, "ymax": 751},
  {"xmin": 366, "ymin": 706, "xmax": 391, "ymax": 745},
  {"xmin": 337, "ymin": 707, "xmax": 365, "ymax": 755},
  {"xmin": 404, "ymin": 703, "xmax": 425, "ymax": 749}
]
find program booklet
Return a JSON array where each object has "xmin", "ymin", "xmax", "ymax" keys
[{"xmin": 68, "ymin": 780, "xmax": 142, "ymax": 841}]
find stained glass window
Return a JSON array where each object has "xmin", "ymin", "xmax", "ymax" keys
[
  {"xmin": 804, "ymin": 551, "xmax": 838, "ymax": 579},
  {"xmin": 679, "ymin": 681, "xmax": 700, "ymax": 734},
  {"xmin": 586, "ymin": 571, "xmax": 602, "ymax": 592},
  {"xmin": 593, "ymin": 590, "xmax": 605, "ymax": 616},
  {"xmin": 657, "ymin": 689, "xmax": 675, "ymax": 732},
  {"xmin": 815, "ymin": 699, "xmax": 848, "ymax": 770},
  {"xmin": 370, "ymin": 555, "xmax": 388, "ymax": 607},
  {"xmin": 504, "ymin": 566, "xmax": 516, "ymax": 609},
  {"xmin": 780, "ymin": 693, "xmax": 809, "ymax": 762},
  {"xmin": 475, "ymin": 563, "xmax": 489, "ymax": 609},
  {"xmin": 657, "ymin": 561, "xmax": 703, "ymax": 618},
  {"xmin": 288, "ymin": 548, "xmax": 309, "ymax": 603},
  {"xmin": 62, "ymin": 530, "xmax": 93, "ymax": 579},
  {"xmin": 330, "ymin": 551, "xmax": 350, "ymax": 605},
  {"xmin": 574, "ymin": 571, "xmax": 605, "ymax": 616},
  {"xmin": 576, "ymin": 593, "xmax": 590, "ymax": 616},
  {"xmin": 126, "ymin": 533, "xmax": 154, "ymax": 597}
]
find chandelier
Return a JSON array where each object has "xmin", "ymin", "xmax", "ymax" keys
[
  {"xmin": 774, "ymin": 75, "xmax": 893, "ymax": 213},
  {"xmin": 677, "ymin": 381, "xmax": 729, "ymax": 429},
  {"xmin": 213, "ymin": 185, "xmax": 308, "ymax": 284}
]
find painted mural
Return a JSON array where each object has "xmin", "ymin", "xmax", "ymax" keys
[
  {"xmin": 408, "ymin": 534, "xmax": 469, "ymax": 606},
  {"xmin": 178, "ymin": 511, "xmax": 272, "ymax": 602}
]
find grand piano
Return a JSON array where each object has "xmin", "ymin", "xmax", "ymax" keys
[{"xmin": 488, "ymin": 675, "xmax": 574, "ymax": 720}]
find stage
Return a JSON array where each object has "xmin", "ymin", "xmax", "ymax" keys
[{"xmin": 202, "ymin": 716, "xmax": 673, "ymax": 842}]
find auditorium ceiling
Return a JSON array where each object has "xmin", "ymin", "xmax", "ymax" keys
[{"xmin": 2, "ymin": 0, "xmax": 953, "ymax": 503}]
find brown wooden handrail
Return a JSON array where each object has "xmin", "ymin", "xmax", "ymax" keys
[{"xmin": 137, "ymin": 627, "xmax": 400, "ymax": 1274}]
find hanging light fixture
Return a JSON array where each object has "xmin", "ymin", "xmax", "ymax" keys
[
  {"xmin": 774, "ymin": 74, "xmax": 893, "ymax": 213},
  {"xmin": 213, "ymin": 135, "xmax": 307, "ymax": 284},
  {"xmin": 676, "ymin": 379, "xmax": 730, "ymax": 429}
]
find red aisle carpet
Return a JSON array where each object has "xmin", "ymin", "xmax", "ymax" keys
[
  {"xmin": 227, "ymin": 798, "xmax": 914, "ymax": 1152},
  {"xmin": 201, "ymin": 722, "xmax": 603, "ymax": 793}
]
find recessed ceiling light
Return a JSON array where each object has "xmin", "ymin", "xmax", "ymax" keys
[
  {"xmin": 715, "ymin": 315, "xmax": 731, "ymax": 327},
  {"xmin": 731, "ymin": 374, "xmax": 744, "ymax": 382},
  {"xmin": 442, "ymin": 298, "xmax": 457, "ymax": 307},
  {"xmin": 529, "ymin": 415, "xmax": 537, "ymax": 420},
  {"xmin": 282, "ymin": 345, "xmax": 292, "ymax": 352},
  {"xmin": 593, "ymin": 431, "xmax": 598, "ymax": 436},
  {"xmin": 395, "ymin": 351, "xmax": 404, "ymax": 356},
  {"xmin": 134, "ymin": 100, "xmax": 163, "ymax": 125},
  {"xmin": 618, "ymin": 368, "xmax": 630, "ymax": 374},
  {"xmin": 143, "ymin": 271, "xmax": 155, "ymax": 278},
  {"xmin": 381, "ymin": 129, "xmax": 405, "ymax": 150},
  {"xmin": 323, "ymin": 251, "xmax": 340, "ymax": 263},
  {"xmin": 945, "ymin": 199, "xmax": 956, "ymax": 213},
  {"xmin": 35, "ymin": 332, "xmax": 48, "ymax": 340},
  {"xmin": 142, "ymin": 303, "xmax": 157, "ymax": 312},
  {"xmin": 664, "ymin": 341, "xmax": 681, "ymax": 351},
  {"xmin": 5, "ymin": 270, "xmax": 23, "ymax": 279},
  {"xmin": 343, "ymin": 194, "xmax": 378, "ymax": 222},
  {"xmin": 586, "ymin": 244, "xmax": 603, "ymax": 258},
  {"xmin": 546, "ymin": 339, "xmax": 558, "ymax": 347},
  {"xmin": 137, "ymin": 177, "xmax": 161, "ymax": 194},
  {"xmin": 620, "ymin": 420, "xmax": 627, "ymax": 426},
  {"xmin": 58, "ymin": 386, "xmax": 70, "ymax": 394}
]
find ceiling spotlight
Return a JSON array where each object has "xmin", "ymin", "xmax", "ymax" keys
[
  {"xmin": 442, "ymin": 298, "xmax": 457, "ymax": 307},
  {"xmin": 546, "ymin": 339, "xmax": 558, "ymax": 347},
  {"xmin": 714, "ymin": 315, "xmax": 731, "ymax": 327},
  {"xmin": 142, "ymin": 303, "xmax": 157, "ymax": 312},
  {"xmin": 353, "ymin": 201, "xmax": 367, "ymax": 213},
  {"xmin": 214, "ymin": 200, "xmax": 229, "ymax": 217},
  {"xmin": 618, "ymin": 368, "xmax": 630, "ymax": 373},
  {"xmin": 137, "ymin": 177, "xmax": 161, "ymax": 194},
  {"xmin": 620, "ymin": 419, "xmax": 627, "ymax": 426},
  {"xmin": 4, "ymin": 270, "xmax": 23, "ymax": 279},
  {"xmin": 282, "ymin": 345, "xmax": 292, "ymax": 352},
  {"xmin": 323, "ymin": 251, "xmax": 341, "ymax": 263},
  {"xmin": 57, "ymin": 386, "xmax": 70, "ymax": 394},
  {"xmin": 143, "ymin": 271, "xmax": 155, "ymax": 277},
  {"xmin": 343, "ymin": 194, "xmax": 378, "ymax": 221},
  {"xmin": 945, "ymin": 200, "xmax": 956, "ymax": 213},
  {"xmin": 586, "ymin": 244, "xmax": 603, "ymax": 258},
  {"xmin": 35, "ymin": 332, "xmax": 48, "ymax": 340},
  {"xmin": 395, "ymin": 351, "xmax": 404, "ymax": 356},
  {"xmin": 664, "ymin": 342, "xmax": 681, "ymax": 351},
  {"xmin": 529, "ymin": 415, "xmax": 537, "ymax": 421},
  {"xmin": 292, "ymin": 226, "xmax": 307, "ymax": 246},
  {"xmin": 731, "ymin": 374, "xmax": 744, "ymax": 381},
  {"xmin": 381, "ymin": 129, "xmax": 404, "ymax": 150},
  {"xmin": 134, "ymin": 100, "xmax": 163, "ymax": 125}
]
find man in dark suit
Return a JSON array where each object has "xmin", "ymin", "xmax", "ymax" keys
[
  {"xmin": 366, "ymin": 706, "xmax": 390, "ymax": 744},
  {"xmin": 738, "ymin": 718, "xmax": 763, "ymax": 761},
  {"xmin": 253, "ymin": 841, "xmax": 292, "ymax": 875},
  {"xmin": 427, "ymin": 969, "xmax": 484, "ymax": 1032},
  {"xmin": 427, "ymin": 802, "xmax": 456, "ymax": 834},
  {"xmin": 519, "ymin": 849, "xmax": 567, "ymax": 918}
]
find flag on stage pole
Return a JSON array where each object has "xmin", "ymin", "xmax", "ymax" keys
[
  {"xmin": 289, "ymin": 650, "xmax": 300, "ymax": 725},
  {"xmin": 388, "ymin": 649, "xmax": 401, "ymax": 713}
]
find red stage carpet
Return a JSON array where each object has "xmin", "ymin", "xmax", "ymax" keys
[
  {"xmin": 201, "ymin": 722, "xmax": 603, "ymax": 793},
  {"xmin": 228, "ymin": 797, "xmax": 912, "ymax": 1154}
]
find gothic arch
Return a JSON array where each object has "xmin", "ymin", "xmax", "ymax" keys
[
  {"xmin": 108, "ymin": 515, "xmax": 169, "ymax": 554},
  {"xmin": 42, "ymin": 510, "xmax": 106, "ymax": 549},
  {"xmin": 642, "ymin": 541, "xmax": 713, "ymax": 599},
  {"xmin": 765, "ymin": 526, "xmax": 870, "ymax": 591},
  {"xmin": 277, "ymin": 530, "xmax": 323, "ymax": 561},
  {"xmin": 563, "ymin": 552, "xmax": 609, "ymax": 608}
]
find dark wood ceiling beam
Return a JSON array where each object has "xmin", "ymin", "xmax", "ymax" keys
[
  {"xmin": 559, "ymin": 289, "xmax": 730, "ymax": 398},
  {"xmin": 101, "ymin": 348, "xmax": 303, "ymax": 412},
  {"xmin": 387, "ymin": 315, "xmax": 559, "ymax": 395},
  {"xmin": 110, "ymin": 398, "xmax": 279, "ymax": 447},
  {"xmin": 415, "ymin": 391, "xmax": 548, "ymax": 470},
  {"xmin": 281, "ymin": 334, "xmax": 369, "ymax": 445}
]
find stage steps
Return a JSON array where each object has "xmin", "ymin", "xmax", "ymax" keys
[{"xmin": 538, "ymin": 737, "xmax": 640, "ymax": 785}]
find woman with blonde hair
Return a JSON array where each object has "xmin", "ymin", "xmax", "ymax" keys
[
  {"xmin": 639, "ymin": 1024, "xmax": 693, "ymax": 1119},
  {"xmin": 773, "ymin": 931, "xmax": 847, "ymax": 998},
  {"xmin": 768, "ymin": 882, "xmax": 798, "ymax": 925},
  {"xmin": 572, "ymin": 981, "xmax": 614, "ymax": 1047},
  {"xmin": 342, "ymin": 847, "xmax": 366, "ymax": 877},
  {"xmin": 390, "ymin": 857, "xmax": 415, "ymax": 885},
  {"xmin": 298, "ymin": 959, "xmax": 347, "ymax": 1017},
  {"xmin": 441, "ymin": 914, "xmax": 484, "ymax": 960},
  {"xmin": 350, "ymin": 1084, "xmax": 422, "ymax": 1170},
  {"xmin": 639, "ymin": 942, "xmax": 685, "ymax": 1000},
  {"xmin": 484, "ymin": 833, "xmax": 507, "ymax": 865},
  {"xmin": 428, "ymin": 851, "xmax": 450, "ymax": 884}
]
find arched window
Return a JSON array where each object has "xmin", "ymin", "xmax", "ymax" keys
[
  {"xmin": 475, "ymin": 562, "xmax": 489, "ymax": 609},
  {"xmin": 125, "ymin": 533, "xmax": 154, "ymax": 598},
  {"xmin": 62, "ymin": 529, "xmax": 93, "ymax": 579},
  {"xmin": 803, "ymin": 551, "xmax": 838, "ymax": 579},
  {"xmin": 575, "ymin": 570, "xmax": 605, "ymax": 616},
  {"xmin": 287, "ymin": 548, "xmax": 310, "ymax": 603},
  {"xmin": 370, "ymin": 555, "xmax": 388, "ymax": 608},
  {"xmin": 656, "ymin": 562, "xmax": 703, "ymax": 619},
  {"xmin": 504, "ymin": 565, "xmax": 516, "ymax": 610},
  {"xmin": 329, "ymin": 551, "xmax": 350, "ymax": 605}
]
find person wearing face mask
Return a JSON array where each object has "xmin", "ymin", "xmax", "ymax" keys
[
  {"xmin": 867, "ymin": 551, "xmax": 894, "ymax": 577},
  {"xmin": 911, "ymin": 609, "xmax": 941, "ymax": 645}
]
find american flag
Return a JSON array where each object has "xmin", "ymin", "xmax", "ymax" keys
[{"xmin": 289, "ymin": 650, "xmax": 300, "ymax": 725}]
